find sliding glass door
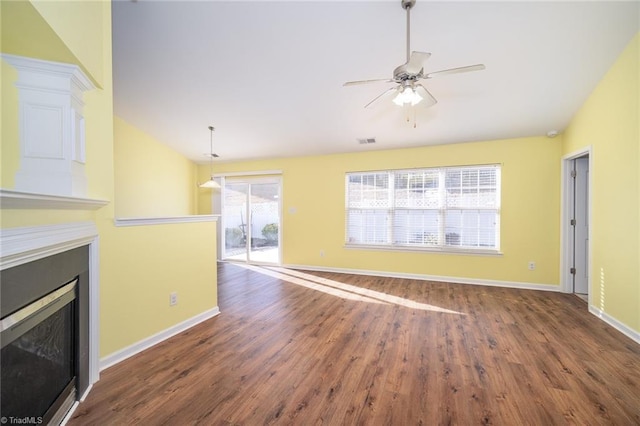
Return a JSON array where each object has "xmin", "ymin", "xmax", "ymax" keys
[{"xmin": 222, "ymin": 177, "xmax": 281, "ymax": 264}]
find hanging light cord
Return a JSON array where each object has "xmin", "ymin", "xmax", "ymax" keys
[{"xmin": 208, "ymin": 125, "xmax": 215, "ymax": 178}]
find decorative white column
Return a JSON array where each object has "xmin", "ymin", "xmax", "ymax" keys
[{"xmin": 2, "ymin": 54, "xmax": 95, "ymax": 197}]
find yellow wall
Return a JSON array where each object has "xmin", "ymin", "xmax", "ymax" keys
[
  {"xmin": 0, "ymin": 60, "xmax": 20, "ymax": 189},
  {"xmin": 206, "ymin": 135, "xmax": 562, "ymax": 286},
  {"xmin": 114, "ymin": 117, "xmax": 197, "ymax": 217},
  {"xmin": 29, "ymin": 0, "xmax": 105, "ymax": 86},
  {"xmin": 563, "ymin": 33, "xmax": 640, "ymax": 332},
  {"xmin": 99, "ymin": 221, "xmax": 217, "ymax": 356},
  {"xmin": 197, "ymin": 185, "xmax": 214, "ymax": 215},
  {"xmin": 104, "ymin": 116, "xmax": 218, "ymax": 355},
  {"xmin": 1, "ymin": 1, "xmax": 218, "ymax": 360},
  {"xmin": 0, "ymin": 1, "xmax": 83, "ymax": 79}
]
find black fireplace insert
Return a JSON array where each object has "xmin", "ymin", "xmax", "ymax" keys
[
  {"xmin": 0, "ymin": 246, "xmax": 90, "ymax": 425},
  {"xmin": 1, "ymin": 279, "xmax": 77, "ymax": 423}
]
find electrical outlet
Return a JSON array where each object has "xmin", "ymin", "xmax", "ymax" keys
[
  {"xmin": 169, "ymin": 292, "xmax": 178, "ymax": 306},
  {"xmin": 320, "ymin": 250, "xmax": 325, "ymax": 257},
  {"xmin": 528, "ymin": 261, "xmax": 536, "ymax": 271}
]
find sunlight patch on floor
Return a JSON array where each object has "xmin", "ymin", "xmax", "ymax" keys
[
  {"xmin": 236, "ymin": 264, "xmax": 463, "ymax": 315},
  {"xmin": 237, "ymin": 263, "xmax": 388, "ymax": 305}
]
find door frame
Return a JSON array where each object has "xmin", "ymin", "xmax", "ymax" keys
[
  {"xmin": 215, "ymin": 172, "xmax": 283, "ymax": 265},
  {"xmin": 560, "ymin": 146, "xmax": 592, "ymax": 299}
]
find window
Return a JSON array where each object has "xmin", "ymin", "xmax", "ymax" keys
[{"xmin": 345, "ymin": 165, "xmax": 501, "ymax": 252}]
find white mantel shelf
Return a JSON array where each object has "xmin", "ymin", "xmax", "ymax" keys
[{"xmin": 0, "ymin": 189, "xmax": 109, "ymax": 210}]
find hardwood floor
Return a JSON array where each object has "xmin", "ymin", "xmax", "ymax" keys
[{"xmin": 69, "ymin": 262, "xmax": 640, "ymax": 425}]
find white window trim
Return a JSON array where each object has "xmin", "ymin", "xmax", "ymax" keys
[
  {"xmin": 345, "ymin": 165, "xmax": 501, "ymax": 254},
  {"xmin": 343, "ymin": 243, "xmax": 503, "ymax": 256}
]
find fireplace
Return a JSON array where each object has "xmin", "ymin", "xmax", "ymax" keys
[
  {"xmin": 1, "ymin": 52, "xmax": 105, "ymax": 423},
  {"xmin": 0, "ymin": 246, "xmax": 91, "ymax": 425}
]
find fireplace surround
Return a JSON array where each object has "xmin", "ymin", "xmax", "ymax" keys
[
  {"xmin": 1, "ymin": 247, "xmax": 88, "ymax": 423},
  {"xmin": 1, "ymin": 52, "xmax": 105, "ymax": 423},
  {"xmin": 0, "ymin": 221, "xmax": 100, "ymax": 424}
]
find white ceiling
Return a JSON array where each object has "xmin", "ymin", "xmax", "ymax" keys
[{"xmin": 112, "ymin": 1, "xmax": 639, "ymax": 164}]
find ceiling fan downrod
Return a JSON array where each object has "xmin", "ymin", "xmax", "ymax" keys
[
  {"xmin": 402, "ymin": 0, "xmax": 416, "ymax": 63},
  {"xmin": 342, "ymin": 0, "xmax": 484, "ymax": 111}
]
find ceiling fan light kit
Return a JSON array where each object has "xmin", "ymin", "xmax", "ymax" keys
[
  {"xmin": 344, "ymin": 0, "xmax": 485, "ymax": 115},
  {"xmin": 199, "ymin": 125, "xmax": 221, "ymax": 190},
  {"xmin": 392, "ymin": 85, "xmax": 423, "ymax": 106}
]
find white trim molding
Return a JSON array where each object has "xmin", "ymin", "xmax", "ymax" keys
[
  {"xmin": 114, "ymin": 215, "xmax": 219, "ymax": 227},
  {"xmin": 0, "ymin": 221, "xmax": 101, "ymax": 385},
  {"xmin": 99, "ymin": 307, "xmax": 220, "ymax": 371},
  {"xmin": 345, "ymin": 243, "xmax": 503, "ymax": 257},
  {"xmin": 283, "ymin": 263, "xmax": 560, "ymax": 292},
  {"xmin": 213, "ymin": 169, "xmax": 282, "ymax": 178},
  {"xmin": 1, "ymin": 221, "xmax": 98, "ymax": 269},
  {"xmin": 589, "ymin": 306, "xmax": 640, "ymax": 345},
  {"xmin": 0, "ymin": 188, "xmax": 109, "ymax": 210}
]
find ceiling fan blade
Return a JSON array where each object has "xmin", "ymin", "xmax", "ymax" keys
[
  {"xmin": 414, "ymin": 84, "xmax": 437, "ymax": 108},
  {"xmin": 425, "ymin": 64, "xmax": 485, "ymax": 79},
  {"xmin": 344, "ymin": 78, "xmax": 394, "ymax": 87},
  {"xmin": 364, "ymin": 86, "xmax": 399, "ymax": 108},
  {"xmin": 406, "ymin": 51, "xmax": 431, "ymax": 74}
]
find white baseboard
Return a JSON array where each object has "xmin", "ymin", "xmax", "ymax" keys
[
  {"xmin": 589, "ymin": 306, "xmax": 640, "ymax": 345},
  {"xmin": 60, "ymin": 401, "xmax": 79, "ymax": 426},
  {"xmin": 99, "ymin": 306, "xmax": 220, "ymax": 371},
  {"xmin": 59, "ymin": 382, "xmax": 93, "ymax": 425},
  {"xmin": 61, "ymin": 383, "xmax": 93, "ymax": 426},
  {"xmin": 78, "ymin": 383, "xmax": 93, "ymax": 402},
  {"xmin": 283, "ymin": 264, "xmax": 560, "ymax": 292}
]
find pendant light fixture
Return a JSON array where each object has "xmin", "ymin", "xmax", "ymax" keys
[{"xmin": 199, "ymin": 125, "xmax": 221, "ymax": 189}]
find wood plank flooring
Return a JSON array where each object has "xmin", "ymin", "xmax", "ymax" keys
[{"xmin": 69, "ymin": 262, "xmax": 640, "ymax": 425}]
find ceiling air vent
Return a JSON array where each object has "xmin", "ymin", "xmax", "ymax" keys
[{"xmin": 357, "ymin": 137, "xmax": 376, "ymax": 145}]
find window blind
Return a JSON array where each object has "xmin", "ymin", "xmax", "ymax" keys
[{"xmin": 346, "ymin": 165, "xmax": 501, "ymax": 251}]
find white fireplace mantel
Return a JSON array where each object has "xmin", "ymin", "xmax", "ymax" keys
[{"xmin": 0, "ymin": 188, "xmax": 109, "ymax": 210}]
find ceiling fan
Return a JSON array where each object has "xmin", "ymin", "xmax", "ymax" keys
[{"xmin": 344, "ymin": 0, "xmax": 485, "ymax": 109}]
